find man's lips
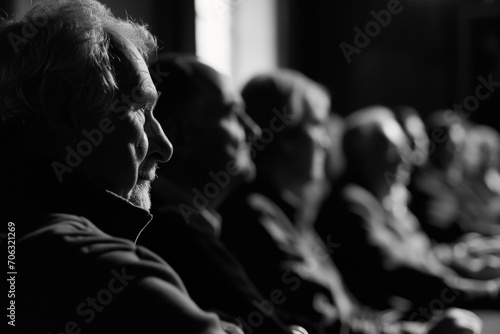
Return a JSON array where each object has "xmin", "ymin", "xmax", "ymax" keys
[
  {"xmin": 138, "ymin": 173, "xmax": 155, "ymax": 181},
  {"xmin": 138, "ymin": 162, "xmax": 158, "ymax": 182}
]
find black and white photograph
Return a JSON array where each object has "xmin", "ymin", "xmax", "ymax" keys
[{"xmin": 1, "ymin": 0, "xmax": 500, "ymax": 333}]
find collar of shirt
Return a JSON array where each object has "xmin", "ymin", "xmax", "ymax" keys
[{"xmin": 3, "ymin": 154, "xmax": 152, "ymax": 242}]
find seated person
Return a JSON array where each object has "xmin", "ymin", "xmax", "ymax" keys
[
  {"xmin": 314, "ymin": 106, "xmax": 500, "ymax": 315},
  {"xmin": 454, "ymin": 123, "xmax": 500, "ymax": 234},
  {"xmin": 408, "ymin": 110, "xmax": 474, "ymax": 242},
  {"xmin": 219, "ymin": 73, "xmax": 481, "ymax": 334},
  {"xmin": 393, "ymin": 107, "xmax": 500, "ymax": 280},
  {"xmin": 136, "ymin": 55, "xmax": 296, "ymax": 334},
  {"xmin": 407, "ymin": 111, "xmax": 500, "ymax": 264},
  {"xmin": 312, "ymin": 112, "xmax": 347, "ymax": 225},
  {"xmin": 0, "ymin": 1, "xmax": 238, "ymax": 333}
]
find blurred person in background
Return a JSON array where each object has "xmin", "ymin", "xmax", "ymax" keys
[
  {"xmin": 136, "ymin": 55, "xmax": 300, "ymax": 334},
  {"xmin": 314, "ymin": 106, "xmax": 500, "ymax": 317},
  {"xmin": 408, "ymin": 110, "xmax": 472, "ymax": 243},
  {"xmin": 409, "ymin": 111, "xmax": 500, "ymax": 241},
  {"xmin": 0, "ymin": 1, "xmax": 240, "ymax": 333},
  {"xmin": 220, "ymin": 73, "xmax": 481, "ymax": 334},
  {"xmin": 219, "ymin": 69, "xmax": 339, "ymax": 333},
  {"xmin": 295, "ymin": 112, "xmax": 347, "ymax": 234},
  {"xmin": 455, "ymin": 123, "xmax": 500, "ymax": 235}
]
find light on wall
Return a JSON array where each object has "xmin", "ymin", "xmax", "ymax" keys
[
  {"xmin": 195, "ymin": 0, "xmax": 233, "ymax": 77},
  {"xmin": 195, "ymin": 0, "xmax": 279, "ymax": 85}
]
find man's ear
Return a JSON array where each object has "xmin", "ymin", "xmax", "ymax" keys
[
  {"xmin": 44, "ymin": 106, "xmax": 81, "ymax": 145},
  {"xmin": 42, "ymin": 84, "xmax": 81, "ymax": 145}
]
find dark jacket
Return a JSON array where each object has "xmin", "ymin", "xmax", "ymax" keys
[
  {"xmin": 315, "ymin": 180, "xmax": 499, "ymax": 313},
  {"xmin": 219, "ymin": 178, "xmax": 389, "ymax": 334},
  {"xmin": 137, "ymin": 183, "xmax": 292, "ymax": 334},
  {"xmin": 2, "ymin": 156, "xmax": 223, "ymax": 334},
  {"xmin": 315, "ymin": 181, "xmax": 449, "ymax": 311}
]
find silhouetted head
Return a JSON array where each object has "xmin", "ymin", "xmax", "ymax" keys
[
  {"xmin": 151, "ymin": 54, "xmax": 261, "ymax": 189},
  {"xmin": 342, "ymin": 105, "xmax": 411, "ymax": 197},
  {"xmin": 424, "ymin": 109, "xmax": 467, "ymax": 171},
  {"xmin": 242, "ymin": 69, "xmax": 331, "ymax": 189},
  {"xmin": 461, "ymin": 124, "xmax": 500, "ymax": 180}
]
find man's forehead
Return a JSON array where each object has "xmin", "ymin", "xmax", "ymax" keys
[{"xmin": 109, "ymin": 30, "xmax": 158, "ymax": 102}]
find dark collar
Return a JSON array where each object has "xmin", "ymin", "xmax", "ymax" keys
[{"xmin": 2, "ymin": 154, "xmax": 152, "ymax": 242}]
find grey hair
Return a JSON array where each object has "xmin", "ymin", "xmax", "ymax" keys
[{"xmin": 0, "ymin": 0, "xmax": 157, "ymax": 135}]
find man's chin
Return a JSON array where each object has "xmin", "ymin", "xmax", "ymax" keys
[{"xmin": 128, "ymin": 180, "xmax": 152, "ymax": 211}]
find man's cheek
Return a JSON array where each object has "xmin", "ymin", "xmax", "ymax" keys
[{"xmin": 137, "ymin": 135, "xmax": 149, "ymax": 162}]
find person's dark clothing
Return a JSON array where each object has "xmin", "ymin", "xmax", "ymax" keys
[
  {"xmin": 219, "ymin": 178, "xmax": 429, "ymax": 334},
  {"xmin": 315, "ymin": 180, "xmax": 500, "ymax": 314},
  {"xmin": 138, "ymin": 202, "xmax": 293, "ymax": 334},
  {"xmin": 408, "ymin": 168, "xmax": 469, "ymax": 243},
  {"xmin": 315, "ymin": 181, "xmax": 449, "ymax": 311},
  {"xmin": 220, "ymin": 179, "xmax": 338, "ymax": 332},
  {"xmin": 408, "ymin": 167, "xmax": 500, "ymax": 243},
  {"xmin": 2, "ymin": 156, "xmax": 222, "ymax": 334}
]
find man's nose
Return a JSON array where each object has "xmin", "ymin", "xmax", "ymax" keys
[
  {"xmin": 240, "ymin": 112, "xmax": 262, "ymax": 144},
  {"xmin": 146, "ymin": 116, "xmax": 173, "ymax": 163}
]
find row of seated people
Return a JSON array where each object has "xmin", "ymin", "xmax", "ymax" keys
[
  {"xmin": 406, "ymin": 109, "xmax": 500, "ymax": 241},
  {"xmin": 2, "ymin": 1, "xmax": 495, "ymax": 333},
  {"xmin": 137, "ymin": 54, "xmax": 499, "ymax": 334},
  {"xmin": 315, "ymin": 106, "xmax": 500, "ymax": 317}
]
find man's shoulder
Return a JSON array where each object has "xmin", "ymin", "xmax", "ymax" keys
[
  {"xmin": 19, "ymin": 213, "xmax": 136, "ymax": 259},
  {"xmin": 20, "ymin": 213, "xmax": 108, "ymax": 240},
  {"xmin": 15, "ymin": 213, "xmax": 228, "ymax": 333},
  {"xmin": 17, "ymin": 212, "xmax": 188, "ymax": 289}
]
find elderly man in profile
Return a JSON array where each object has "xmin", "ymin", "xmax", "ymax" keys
[{"xmin": 0, "ymin": 1, "xmax": 240, "ymax": 333}]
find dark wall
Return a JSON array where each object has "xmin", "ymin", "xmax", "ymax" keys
[
  {"xmin": 0, "ymin": 0, "xmax": 195, "ymax": 54},
  {"xmin": 151, "ymin": 0, "xmax": 195, "ymax": 53},
  {"xmin": 3, "ymin": 0, "xmax": 498, "ymax": 129},
  {"xmin": 105, "ymin": 0, "xmax": 196, "ymax": 54},
  {"xmin": 283, "ymin": 0, "xmax": 500, "ymax": 126},
  {"xmin": 99, "ymin": 0, "xmax": 195, "ymax": 54}
]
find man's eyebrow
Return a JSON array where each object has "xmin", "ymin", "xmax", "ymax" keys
[
  {"xmin": 133, "ymin": 79, "xmax": 159, "ymax": 107},
  {"xmin": 148, "ymin": 90, "xmax": 161, "ymax": 110},
  {"xmin": 144, "ymin": 87, "xmax": 160, "ymax": 104}
]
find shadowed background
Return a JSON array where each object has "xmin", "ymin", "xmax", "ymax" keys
[{"xmin": 2, "ymin": 0, "xmax": 499, "ymax": 129}]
